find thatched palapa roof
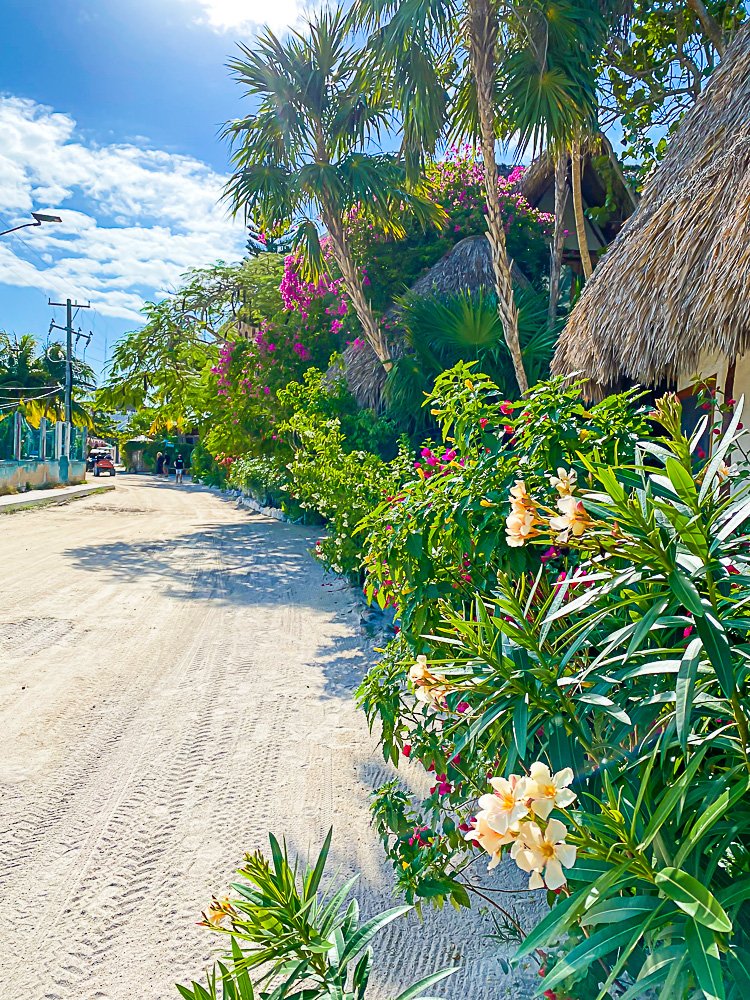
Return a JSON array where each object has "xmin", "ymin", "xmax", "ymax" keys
[
  {"xmin": 552, "ymin": 23, "xmax": 750, "ymax": 396},
  {"xmin": 338, "ymin": 235, "xmax": 506, "ymax": 408}
]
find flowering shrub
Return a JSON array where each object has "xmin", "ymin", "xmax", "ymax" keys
[
  {"xmin": 177, "ymin": 829, "xmax": 456, "ymax": 1000},
  {"xmin": 359, "ymin": 363, "xmax": 648, "ymax": 641},
  {"xmin": 363, "ymin": 392, "xmax": 750, "ymax": 997},
  {"xmin": 204, "ymin": 314, "xmax": 342, "ymax": 462}
]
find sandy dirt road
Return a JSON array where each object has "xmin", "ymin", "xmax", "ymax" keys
[{"xmin": 0, "ymin": 476, "xmax": 539, "ymax": 1000}]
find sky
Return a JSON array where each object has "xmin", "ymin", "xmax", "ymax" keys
[{"xmin": 0, "ymin": 0, "xmax": 308, "ymax": 375}]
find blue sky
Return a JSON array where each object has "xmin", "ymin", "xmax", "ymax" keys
[{"xmin": 0, "ymin": 0, "xmax": 305, "ymax": 375}]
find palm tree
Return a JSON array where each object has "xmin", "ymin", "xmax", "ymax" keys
[
  {"xmin": 498, "ymin": 1, "xmax": 625, "ymax": 295},
  {"xmin": 222, "ymin": 8, "xmax": 445, "ymax": 370},
  {"xmin": 0, "ymin": 332, "xmax": 94, "ymax": 427},
  {"xmin": 357, "ymin": 0, "xmax": 530, "ymax": 392},
  {"xmin": 385, "ymin": 285, "xmax": 556, "ymax": 430}
]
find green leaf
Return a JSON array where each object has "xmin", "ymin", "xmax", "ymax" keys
[
  {"xmin": 719, "ymin": 876, "xmax": 750, "ymax": 910},
  {"xmin": 514, "ymin": 885, "xmax": 588, "ymax": 959},
  {"xmin": 337, "ymin": 906, "xmax": 412, "ymax": 969},
  {"xmin": 639, "ymin": 750, "xmax": 706, "ymax": 850},
  {"xmin": 695, "ymin": 612, "xmax": 736, "ymax": 697},
  {"xmin": 539, "ymin": 922, "xmax": 641, "ymax": 994},
  {"xmin": 673, "ymin": 789, "xmax": 731, "ymax": 867},
  {"xmin": 580, "ymin": 894, "xmax": 661, "ymax": 926},
  {"xmin": 304, "ymin": 827, "xmax": 333, "ymax": 901},
  {"xmin": 665, "ymin": 457, "xmax": 697, "ymax": 507},
  {"xmin": 686, "ymin": 918, "xmax": 726, "ymax": 1000},
  {"xmin": 728, "ymin": 948, "xmax": 750, "ymax": 990},
  {"xmin": 577, "ymin": 692, "xmax": 631, "ymax": 725},
  {"xmin": 669, "ymin": 570, "xmax": 705, "ymax": 617},
  {"xmin": 391, "ymin": 968, "xmax": 458, "ymax": 1000},
  {"xmin": 512, "ymin": 697, "xmax": 528, "ymax": 761},
  {"xmin": 232, "ymin": 939, "xmax": 255, "ymax": 1000},
  {"xmin": 655, "ymin": 867, "xmax": 732, "ymax": 933},
  {"xmin": 675, "ymin": 637, "xmax": 703, "ymax": 751}
]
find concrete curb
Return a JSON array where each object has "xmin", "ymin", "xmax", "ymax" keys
[{"xmin": 0, "ymin": 482, "xmax": 115, "ymax": 514}]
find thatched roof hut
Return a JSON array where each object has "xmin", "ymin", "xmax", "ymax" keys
[
  {"xmin": 337, "ymin": 147, "xmax": 638, "ymax": 408},
  {"xmin": 552, "ymin": 23, "xmax": 750, "ymax": 398},
  {"xmin": 519, "ymin": 141, "xmax": 637, "ymax": 269},
  {"xmin": 337, "ymin": 235, "xmax": 507, "ymax": 408}
]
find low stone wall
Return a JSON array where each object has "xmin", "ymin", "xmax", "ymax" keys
[{"xmin": 0, "ymin": 459, "xmax": 87, "ymax": 496}]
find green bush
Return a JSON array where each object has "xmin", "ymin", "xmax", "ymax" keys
[
  {"xmin": 360, "ymin": 390, "xmax": 750, "ymax": 997},
  {"xmin": 359, "ymin": 364, "xmax": 648, "ymax": 643},
  {"xmin": 176, "ymin": 830, "xmax": 456, "ymax": 1000}
]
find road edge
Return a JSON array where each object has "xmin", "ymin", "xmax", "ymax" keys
[{"xmin": 0, "ymin": 483, "xmax": 116, "ymax": 514}]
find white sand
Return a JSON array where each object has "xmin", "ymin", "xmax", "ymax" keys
[{"xmin": 0, "ymin": 476, "xmax": 541, "ymax": 1000}]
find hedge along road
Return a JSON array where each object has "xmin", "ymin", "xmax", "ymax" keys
[{"xmin": 0, "ymin": 475, "xmax": 541, "ymax": 1000}]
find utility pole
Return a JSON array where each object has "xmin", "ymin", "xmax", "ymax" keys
[{"xmin": 49, "ymin": 297, "xmax": 90, "ymax": 465}]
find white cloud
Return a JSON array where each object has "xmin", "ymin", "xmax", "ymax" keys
[
  {"xmin": 186, "ymin": 0, "xmax": 305, "ymax": 34},
  {"xmin": 0, "ymin": 96, "xmax": 248, "ymax": 322}
]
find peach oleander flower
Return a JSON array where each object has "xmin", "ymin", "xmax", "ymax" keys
[
  {"xmin": 465, "ymin": 815, "xmax": 517, "ymax": 870},
  {"xmin": 525, "ymin": 763, "xmax": 577, "ymax": 820},
  {"xmin": 203, "ymin": 896, "xmax": 235, "ymax": 928},
  {"xmin": 549, "ymin": 494, "xmax": 591, "ymax": 543},
  {"xmin": 511, "ymin": 819, "xmax": 577, "ymax": 890},
  {"xmin": 549, "ymin": 467, "xmax": 577, "ymax": 496},
  {"xmin": 409, "ymin": 654, "xmax": 440, "ymax": 687},
  {"xmin": 479, "ymin": 775, "xmax": 530, "ymax": 833},
  {"xmin": 410, "ymin": 655, "xmax": 451, "ymax": 710},
  {"xmin": 716, "ymin": 460, "xmax": 737, "ymax": 484},
  {"xmin": 506, "ymin": 479, "xmax": 541, "ymax": 548}
]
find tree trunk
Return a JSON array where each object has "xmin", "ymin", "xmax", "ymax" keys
[
  {"xmin": 321, "ymin": 209, "xmax": 391, "ymax": 369},
  {"xmin": 571, "ymin": 138, "xmax": 593, "ymax": 281},
  {"xmin": 548, "ymin": 150, "xmax": 569, "ymax": 328},
  {"xmin": 686, "ymin": 0, "xmax": 726, "ymax": 58},
  {"xmin": 466, "ymin": 0, "xmax": 528, "ymax": 394}
]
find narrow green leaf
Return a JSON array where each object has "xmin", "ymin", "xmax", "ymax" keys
[
  {"xmin": 665, "ymin": 457, "xmax": 697, "ymax": 507},
  {"xmin": 512, "ymin": 697, "xmax": 528, "ymax": 761},
  {"xmin": 673, "ymin": 789, "xmax": 731, "ymax": 867},
  {"xmin": 669, "ymin": 570, "xmax": 705, "ymax": 617},
  {"xmin": 232, "ymin": 938, "xmax": 254, "ymax": 1000},
  {"xmin": 675, "ymin": 637, "xmax": 703, "ymax": 751},
  {"xmin": 539, "ymin": 922, "xmax": 640, "ymax": 993},
  {"xmin": 580, "ymin": 895, "xmax": 661, "ymax": 927},
  {"xmin": 695, "ymin": 612, "xmax": 736, "ymax": 697},
  {"xmin": 392, "ymin": 968, "xmax": 458, "ymax": 1000},
  {"xmin": 304, "ymin": 827, "xmax": 333, "ymax": 901},
  {"xmin": 655, "ymin": 867, "xmax": 732, "ymax": 933},
  {"xmin": 639, "ymin": 750, "xmax": 706, "ymax": 850},
  {"xmin": 337, "ymin": 906, "xmax": 412, "ymax": 969},
  {"xmin": 686, "ymin": 919, "xmax": 726, "ymax": 1000}
]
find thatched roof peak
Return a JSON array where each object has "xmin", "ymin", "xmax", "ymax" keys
[{"xmin": 552, "ymin": 22, "xmax": 750, "ymax": 396}]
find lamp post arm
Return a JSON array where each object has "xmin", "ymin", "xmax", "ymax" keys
[{"xmin": 0, "ymin": 221, "xmax": 41, "ymax": 237}]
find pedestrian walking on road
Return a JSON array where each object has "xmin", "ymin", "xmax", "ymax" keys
[
  {"xmin": 174, "ymin": 453, "xmax": 185, "ymax": 485},
  {"xmin": 156, "ymin": 451, "xmax": 164, "ymax": 476},
  {"xmin": 163, "ymin": 454, "xmax": 170, "ymax": 478}
]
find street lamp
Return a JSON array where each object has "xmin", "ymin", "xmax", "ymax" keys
[{"xmin": 0, "ymin": 212, "xmax": 62, "ymax": 237}]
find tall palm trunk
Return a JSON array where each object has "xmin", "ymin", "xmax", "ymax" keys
[
  {"xmin": 548, "ymin": 150, "xmax": 569, "ymax": 327},
  {"xmin": 321, "ymin": 207, "xmax": 391, "ymax": 369},
  {"xmin": 466, "ymin": 0, "xmax": 528, "ymax": 394},
  {"xmin": 571, "ymin": 137, "xmax": 593, "ymax": 281}
]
